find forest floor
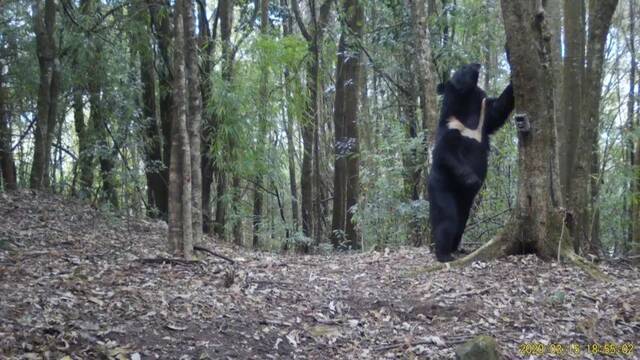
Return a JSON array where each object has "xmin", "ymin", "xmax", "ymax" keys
[{"xmin": 1, "ymin": 191, "xmax": 639, "ymax": 360}]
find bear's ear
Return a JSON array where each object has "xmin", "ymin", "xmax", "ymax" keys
[{"xmin": 436, "ymin": 83, "xmax": 446, "ymax": 95}]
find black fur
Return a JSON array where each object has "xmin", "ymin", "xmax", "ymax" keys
[{"xmin": 429, "ymin": 63, "xmax": 514, "ymax": 262}]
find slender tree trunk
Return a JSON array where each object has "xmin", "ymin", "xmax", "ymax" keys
[
  {"xmin": 147, "ymin": 0, "xmax": 174, "ymax": 218},
  {"xmin": 168, "ymin": 0, "xmax": 194, "ymax": 258},
  {"xmin": 331, "ymin": 0, "xmax": 363, "ymax": 250},
  {"xmin": 253, "ymin": 0, "xmax": 269, "ymax": 248},
  {"xmin": 577, "ymin": 0, "xmax": 618, "ymax": 256},
  {"xmin": 399, "ymin": 50, "xmax": 421, "ymax": 246},
  {"xmin": 198, "ymin": 0, "xmax": 216, "ymax": 234},
  {"xmin": 88, "ymin": 33, "xmax": 118, "ymax": 208},
  {"xmin": 232, "ymin": 175, "xmax": 243, "ymax": 245},
  {"xmin": 629, "ymin": 0, "xmax": 640, "ymax": 256},
  {"xmin": 561, "ymin": 0, "xmax": 586, "ymax": 252},
  {"xmin": 184, "ymin": 0, "xmax": 203, "ymax": 246},
  {"xmin": 0, "ymin": 62, "xmax": 17, "ymax": 190},
  {"xmin": 73, "ymin": 86, "xmax": 95, "ymax": 197},
  {"xmin": 134, "ymin": 1, "xmax": 165, "ymax": 217},
  {"xmin": 281, "ymin": 0, "xmax": 299, "ymax": 233},
  {"xmin": 30, "ymin": 0, "xmax": 60, "ymax": 190},
  {"xmin": 409, "ymin": 0, "xmax": 439, "ymax": 245},
  {"xmin": 214, "ymin": 0, "xmax": 235, "ymax": 241},
  {"xmin": 292, "ymin": 0, "xmax": 333, "ymax": 245}
]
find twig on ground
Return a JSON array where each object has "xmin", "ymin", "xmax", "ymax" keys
[
  {"xmin": 194, "ymin": 245, "xmax": 235, "ymax": 264},
  {"xmin": 140, "ymin": 257, "xmax": 202, "ymax": 266}
]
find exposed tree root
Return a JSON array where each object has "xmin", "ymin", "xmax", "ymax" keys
[
  {"xmin": 410, "ymin": 217, "xmax": 609, "ymax": 281},
  {"xmin": 561, "ymin": 249, "xmax": 610, "ymax": 281},
  {"xmin": 412, "ymin": 220, "xmax": 517, "ymax": 275}
]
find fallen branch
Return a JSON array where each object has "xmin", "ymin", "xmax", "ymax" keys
[
  {"xmin": 259, "ymin": 319, "xmax": 293, "ymax": 327},
  {"xmin": 140, "ymin": 257, "xmax": 202, "ymax": 266},
  {"xmin": 194, "ymin": 245, "xmax": 235, "ymax": 264}
]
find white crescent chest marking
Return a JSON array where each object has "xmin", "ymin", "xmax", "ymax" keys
[{"xmin": 446, "ymin": 98, "xmax": 487, "ymax": 143}]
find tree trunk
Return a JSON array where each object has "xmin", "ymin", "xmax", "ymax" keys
[
  {"xmin": 561, "ymin": 0, "xmax": 586, "ymax": 252},
  {"xmin": 134, "ymin": 1, "xmax": 165, "ymax": 217},
  {"xmin": 232, "ymin": 175, "xmax": 243, "ymax": 245},
  {"xmin": 198, "ymin": 0, "xmax": 216, "ymax": 234},
  {"xmin": 331, "ymin": 0, "xmax": 363, "ymax": 250},
  {"xmin": 253, "ymin": 0, "xmax": 269, "ymax": 248},
  {"xmin": 147, "ymin": 0, "xmax": 174, "ymax": 218},
  {"xmin": 630, "ymin": 0, "xmax": 640, "ymax": 256},
  {"xmin": 30, "ymin": 0, "xmax": 60, "ymax": 190},
  {"xmin": 282, "ymin": 0, "xmax": 299, "ymax": 233},
  {"xmin": 0, "ymin": 62, "xmax": 17, "ymax": 190},
  {"xmin": 292, "ymin": 0, "xmax": 333, "ymax": 244},
  {"xmin": 399, "ymin": 50, "xmax": 421, "ymax": 246},
  {"xmin": 168, "ymin": 0, "xmax": 194, "ymax": 258},
  {"xmin": 577, "ymin": 0, "xmax": 618, "ymax": 256},
  {"xmin": 408, "ymin": 0, "xmax": 439, "ymax": 246},
  {"xmin": 214, "ymin": 0, "xmax": 235, "ymax": 241},
  {"xmin": 183, "ymin": 0, "xmax": 203, "ymax": 246},
  {"xmin": 88, "ymin": 33, "xmax": 118, "ymax": 208}
]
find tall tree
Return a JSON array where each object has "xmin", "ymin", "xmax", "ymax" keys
[
  {"xmin": 408, "ymin": 0, "xmax": 439, "ymax": 246},
  {"xmin": 331, "ymin": 0, "xmax": 364, "ymax": 249},
  {"xmin": 30, "ymin": 0, "xmax": 60, "ymax": 189},
  {"xmin": 147, "ymin": 0, "xmax": 174, "ymax": 218},
  {"xmin": 168, "ymin": 0, "xmax": 194, "ymax": 258},
  {"xmin": 560, "ymin": 0, "xmax": 585, "ymax": 226},
  {"xmin": 573, "ymin": 0, "xmax": 618, "ymax": 256},
  {"xmin": 253, "ymin": 0, "xmax": 270, "ymax": 248},
  {"xmin": 0, "ymin": 57, "xmax": 17, "ymax": 190},
  {"xmin": 133, "ymin": 0, "xmax": 166, "ymax": 217},
  {"xmin": 292, "ymin": 0, "xmax": 333, "ymax": 243},
  {"xmin": 214, "ymin": 0, "xmax": 234, "ymax": 240},
  {"xmin": 184, "ymin": 0, "xmax": 203, "ymax": 246},
  {"xmin": 282, "ymin": 0, "xmax": 299, "ymax": 234},
  {"xmin": 630, "ymin": 0, "xmax": 640, "ymax": 256}
]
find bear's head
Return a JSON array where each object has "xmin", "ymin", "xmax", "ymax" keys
[{"xmin": 437, "ymin": 63, "xmax": 481, "ymax": 95}]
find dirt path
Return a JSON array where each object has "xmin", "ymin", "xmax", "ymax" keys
[{"xmin": 1, "ymin": 191, "xmax": 638, "ymax": 359}]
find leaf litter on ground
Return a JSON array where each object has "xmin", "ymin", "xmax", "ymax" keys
[{"xmin": 1, "ymin": 191, "xmax": 638, "ymax": 359}]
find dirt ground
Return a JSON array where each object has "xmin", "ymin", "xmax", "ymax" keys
[{"xmin": 1, "ymin": 191, "xmax": 639, "ymax": 359}]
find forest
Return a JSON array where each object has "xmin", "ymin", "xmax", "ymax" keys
[{"xmin": 1, "ymin": 0, "xmax": 639, "ymax": 358}]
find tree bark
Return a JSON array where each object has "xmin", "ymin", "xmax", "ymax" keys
[
  {"xmin": 399, "ymin": 48, "xmax": 421, "ymax": 246},
  {"xmin": 213, "ymin": 0, "xmax": 235, "ymax": 241},
  {"xmin": 576, "ymin": 0, "xmax": 618, "ymax": 256},
  {"xmin": 561, "ymin": 0, "xmax": 585, "ymax": 252},
  {"xmin": 0, "ymin": 60, "xmax": 17, "ymax": 190},
  {"xmin": 292, "ymin": 0, "xmax": 333, "ymax": 244},
  {"xmin": 134, "ymin": 0, "xmax": 165, "ymax": 217},
  {"xmin": 198, "ymin": 0, "xmax": 217, "ymax": 234},
  {"xmin": 282, "ymin": 0, "xmax": 299, "ymax": 233},
  {"xmin": 184, "ymin": 0, "xmax": 203, "ymax": 246},
  {"xmin": 408, "ymin": 0, "xmax": 439, "ymax": 246},
  {"xmin": 168, "ymin": 0, "xmax": 194, "ymax": 258},
  {"xmin": 30, "ymin": 0, "xmax": 60, "ymax": 190},
  {"xmin": 253, "ymin": 0, "xmax": 269, "ymax": 248},
  {"xmin": 147, "ymin": 0, "xmax": 174, "ymax": 218},
  {"xmin": 331, "ymin": 0, "xmax": 363, "ymax": 250},
  {"xmin": 629, "ymin": 0, "xmax": 640, "ymax": 256}
]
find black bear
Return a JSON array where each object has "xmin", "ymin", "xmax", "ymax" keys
[{"xmin": 428, "ymin": 63, "xmax": 514, "ymax": 262}]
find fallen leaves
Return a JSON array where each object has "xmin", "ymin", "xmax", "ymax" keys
[{"xmin": 1, "ymin": 191, "xmax": 639, "ymax": 359}]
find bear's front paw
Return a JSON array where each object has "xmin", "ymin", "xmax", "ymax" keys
[{"xmin": 463, "ymin": 174, "xmax": 482, "ymax": 188}]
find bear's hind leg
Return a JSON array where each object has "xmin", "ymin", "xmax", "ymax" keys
[
  {"xmin": 452, "ymin": 197, "xmax": 473, "ymax": 254},
  {"xmin": 430, "ymin": 190, "xmax": 459, "ymax": 263}
]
